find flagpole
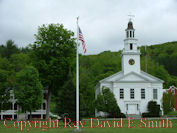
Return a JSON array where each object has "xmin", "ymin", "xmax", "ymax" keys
[{"xmin": 76, "ymin": 16, "xmax": 79, "ymax": 130}]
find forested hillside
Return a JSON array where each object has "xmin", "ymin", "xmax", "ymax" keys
[{"xmin": 0, "ymin": 40, "xmax": 176, "ymax": 118}]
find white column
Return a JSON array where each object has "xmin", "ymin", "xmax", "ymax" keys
[
  {"xmin": 12, "ymin": 103, "xmax": 14, "ymax": 119},
  {"xmin": 1, "ymin": 111, "xmax": 3, "ymax": 120},
  {"xmin": 41, "ymin": 104, "xmax": 43, "ymax": 119}
]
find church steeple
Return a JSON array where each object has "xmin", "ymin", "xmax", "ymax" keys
[{"xmin": 122, "ymin": 20, "xmax": 141, "ymax": 75}]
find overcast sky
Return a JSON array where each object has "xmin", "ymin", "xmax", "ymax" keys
[{"xmin": 0, "ymin": 0, "xmax": 176, "ymax": 55}]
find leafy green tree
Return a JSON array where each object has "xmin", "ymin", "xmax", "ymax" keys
[
  {"xmin": 95, "ymin": 87, "xmax": 121, "ymax": 117},
  {"xmin": 0, "ymin": 69, "xmax": 10, "ymax": 110},
  {"xmin": 10, "ymin": 53, "xmax": 31, "ymax": 72},
  {"xmin": 31, "ymin": 23, "xmax": 76, "ymax": 119},
  {"xmin": 14, "ymin": 66, "xmax": 43, "ymax": 119},
  {"xmin": 162, "ymin": 92, "xmax": 175, "ymax": 115},
  {"xmin": 0, "ymin": 56, "xmax": 11, "ymax": 71}
]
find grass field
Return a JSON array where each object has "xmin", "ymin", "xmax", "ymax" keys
[{"xmin": 0, "ymin": 119, "xmax": 177, "ymax": 133}]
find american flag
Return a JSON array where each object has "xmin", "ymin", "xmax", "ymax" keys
[{"xmin": 78, "ymin": 27, "xmax": 86, "ymax": 53}]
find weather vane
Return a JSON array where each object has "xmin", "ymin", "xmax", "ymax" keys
[{"xmin": 128, "ymin": 13, "xmax": 135, "ymax": 21}]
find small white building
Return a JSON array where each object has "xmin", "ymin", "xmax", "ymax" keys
[
  {"xmin": 95, "ymin": 20, "xmax": 164, "ymax": 117},
  {"xmin": 0, "ymin": 88, "xmax": 47, "ymax": 120}
]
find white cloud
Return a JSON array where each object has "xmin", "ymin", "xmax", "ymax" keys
[{"xmin": 0, "ymin": 0, "xmax": 176, "ymax": 55}]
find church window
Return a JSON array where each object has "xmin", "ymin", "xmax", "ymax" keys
[
  {"xmin": 130, "ymin": 31, "xmax": 132, "ymax": 37},
  {"xmin": 137, "ymin": 104, "xmax": 139, "ymax": 110},
  {"xmin": 126, "ymin": 104, "xmax": 128, "ymax": 110},
  {"xmin": 127, "ymin": 31, "xmax": 128, "ymax": 38},
  {"xmin": 120, "ymin": 89, "xmax": 124, "ymax": 99},
  {"xmin": 141, "ymin": 89, "xmax": 145, "ymax": 99},
  {"xmin": 130, "ymin": 89, "xmax": 134, "ymax": 99},
  {"xmin": 153, "ymin": 89, "xmax": 158, "ymax": 99},
  {"xmin": 130, "ymin": 43, "xmax": 133, "ymax": 50},
  {"xmin": 133, "ymin": 31, "xmax": 134, "ymax": 37}
]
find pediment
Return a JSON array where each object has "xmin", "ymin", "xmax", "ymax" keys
[
  {"xmin": 99, "ymin": 71, "xmax": 164, "ymax": 83},
  {"xmin": 100, "ymin": 71, "xmax": 124, "ymax": 82},
  {"xmin": 115, "ymin": 72, "xmax": 149, "ymax": 82}
]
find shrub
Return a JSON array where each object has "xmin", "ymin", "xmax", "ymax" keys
[
  {"xmin": 142, "ymin": 101, "xmax": 160, "ymax": 117},
  {"xmin": 162, "ymin": 92, "xmax": 175, "ymax": 115}
]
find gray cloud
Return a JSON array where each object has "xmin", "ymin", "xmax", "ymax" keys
[{"xmin": 0, "ymin": 0, "xmax": 176, "ymax": 55}]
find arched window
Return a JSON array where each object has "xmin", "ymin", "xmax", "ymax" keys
[{"xmin": 130, "ymin": 43, "xmax": 133, "ymax": 50}]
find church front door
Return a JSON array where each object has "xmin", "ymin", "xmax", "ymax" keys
[{"xmin": 128, "ymin": 104, "xmax": 137, "ymax": 114}]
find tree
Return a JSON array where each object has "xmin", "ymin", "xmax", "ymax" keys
[
  {"xmin": 95, "ymin": 87, "xmax": 121, "ymax": 117},
  {"xmin": 14, "ymin": 66, "xmax": 43, "ymax": 119},
  {"xmin": 0, "ymin": 69, "xmax": 10, "ymax": 111},
  {"xmin": 162, "ymin": 92, "xmax": 175, "ymax": 115},
  {"xmin": 0, "ymin": 40, "xmax": 19, "ymax": 58},
  {"xmin": 31, "ymin": 23, "xmax": 76, "ymax": 119},
  {"xmin": 55, "ymin": 69, "xmax": 76, "ymax": 121},
  {"xmin": 95, "ymin": 93, "xmax": 105, "ymax": 112},
  {"xmin": 10, "ymin": 53, "xmax": 31, "ymax": 72}
]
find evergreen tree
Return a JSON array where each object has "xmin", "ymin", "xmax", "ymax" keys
[
  {"xmin": 95, "ymin": 87, "xmax": 121, "ymax": 117},
  {"xmin": 55, "ymin": 69, "xmax": 76, "ymax": 121},
  {"xmin": 0, "ymin": 69, "xmax": 10, "ymax": 110}
]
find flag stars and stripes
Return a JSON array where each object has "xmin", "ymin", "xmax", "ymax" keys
[{"xmin": 78, "ymin": 27, "xmax": 86, "ymax": 53}]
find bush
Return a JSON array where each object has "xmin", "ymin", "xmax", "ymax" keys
[
  {"xmin": 142, "ymin": 113, "xmax": 159, "ymax": 118},
  {"xmin": 142, "ymin": 101, "xmax": 160, "ymax": 117},
  {"xmin": 142, "ymin": 113, "xmax": 150, "ymax": 118},
  {"xmin": 118, "ymin": 113, "xmax": 126, "ymax": 118},
  {"xmin": 148, "ymin": 101, "xmax": 160, "ymax": 116},
  {"xmin": 162, "ymin": 92, "xmax": 175, "ymax": 115},
  {"xmin": 108, "ymin": 112, "xmax": 126, "ymax": 118}
]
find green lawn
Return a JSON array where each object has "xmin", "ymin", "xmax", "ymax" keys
[{"xmin": 0, "ymin": 119, "xmax": 177, "ymax": 133}]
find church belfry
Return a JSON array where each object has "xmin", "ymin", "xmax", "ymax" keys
[
  {"xmin": 122, "ymin": 20, "xmax": 141, "ymax": 75},
  {"xmin": 126, "ymin": 21, "xmax": 135, "ymax": 38}
]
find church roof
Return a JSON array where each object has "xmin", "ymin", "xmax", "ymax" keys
[{"xmin": 99, "ymin": 71, "xmax": 164, "ymax": 83}]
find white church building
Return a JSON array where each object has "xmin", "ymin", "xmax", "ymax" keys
[{"xmin": 95, "ymin": 20, "xmax": 164, "ymax": 117}]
